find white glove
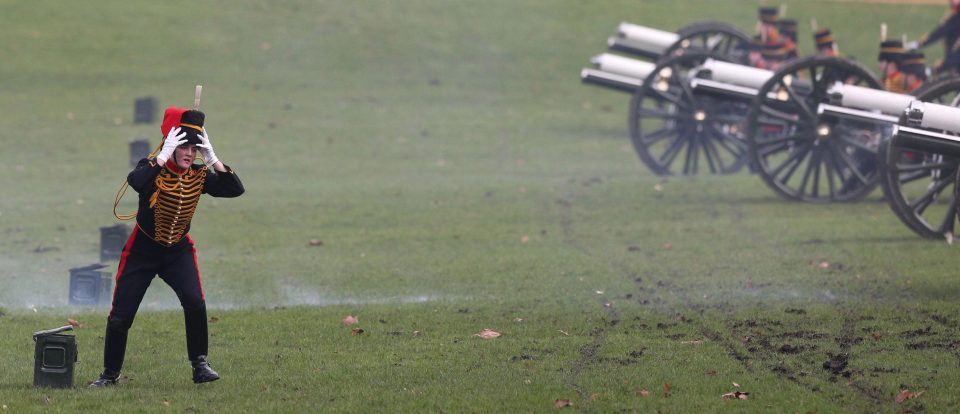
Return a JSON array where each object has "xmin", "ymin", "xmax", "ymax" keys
[
  {"xmin": 156, "ymin": 127, "xmax": 186, "ymax": 164},
  {"xmin": 196, "ymin": 129, "xmax": 219, "ymax": 167},
  {"xmin": 904, "ymin": 40, "xmax": 919, "ymax": 50}
]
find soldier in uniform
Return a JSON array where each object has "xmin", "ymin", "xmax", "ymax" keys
[
  {"xmin": 901, "ymin": 50, "xmax": 928, "ymax": 93},
  {"xmin": 777, "ymin": 19, "xmax": 799, "ymax": 60},
  {"xmin": 757, "ymin": 7, "xmax": 781, "ymax": 44},
  {"xmin": 762, "ymin": 39, "xmax": 790, "ymax": 71},
  {"xmin": 814, "ymin": 28, "xmax": 839, "ymax": 57},
  {"xmin": 879, "ymin": 39, "xmax": 907, "ymax": 93},
  {"xmin": 919, "ymin": 0, "xmax": 960, "ymax": 75},
  {"xmin": 89, "ymin": 108, "xmax": 245, "ymax": 387}
]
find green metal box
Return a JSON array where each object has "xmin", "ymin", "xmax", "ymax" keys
[{"xmin": 33, "ymin": 326, "xmax": 77, "ymax": 388}]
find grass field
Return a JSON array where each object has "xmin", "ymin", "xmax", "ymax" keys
[{"xmin": 1, "ymin": 0, "xmax": 959, "ymax": 412}]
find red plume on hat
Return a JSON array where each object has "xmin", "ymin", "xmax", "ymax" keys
[{"xmin": 161, "ymin": 107, "xmax": 188, "ymax": 137}]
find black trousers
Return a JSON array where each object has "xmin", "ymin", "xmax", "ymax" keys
[{"xmin": 102, "ymin": 225, "xmax": 208, "ymax": 372}]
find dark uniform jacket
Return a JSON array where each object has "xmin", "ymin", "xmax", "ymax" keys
[
  {"xmin": 128, "ymin": 158, "xmax": 244, "ymax": 250},
  {"xmin": 922, "ymin": 11, "xmax": 960, "ymax": 73}
]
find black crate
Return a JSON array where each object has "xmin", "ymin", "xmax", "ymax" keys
[
  {"xmin": 100, "ymin": 224, "xmax": 130, "ymax": 262},
  {"xmin": 129, "ymin": 138, "xmax": 151, "ymax": 167},
  {"xmin": 33, "ymin": 331, "xmax": 77, "ymax": 388},
  {"xmin": 133, "ymin": 96, "xmax": 157, "ymax": 124},
  {"xmin": 69, "ymin": 264, "xmax": 112, "ymax": 306}
]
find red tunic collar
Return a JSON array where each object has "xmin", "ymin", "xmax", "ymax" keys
[{"xmin": 165, "ymin": 159, "xmax": 187, "ymax": 175}]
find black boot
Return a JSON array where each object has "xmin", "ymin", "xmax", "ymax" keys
[
  {"xmin": 88, "ymin": 369, "xmax": 120, "ymax": 388},
  {"xmin": 191, "ymin": 355, "xmax": 220, "ymax": 384}
]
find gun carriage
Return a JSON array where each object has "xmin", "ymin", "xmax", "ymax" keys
[{"xmin": 881, "ymin": 78, "xmax": 960, "ymax": 239}]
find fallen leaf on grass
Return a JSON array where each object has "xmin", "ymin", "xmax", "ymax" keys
[
  {"xmin": 67, "ymin": 319, "xmax": 81, "ymax": 328},
  {"xmin": 475, "ymin": 329, "xmax": 501, "ymax": 339},
  {"xmin": 872, "ymin": 333, "xmax": 882, "ymax": 341},
  {"xmin": 722, "ymin": 391, "xmax": 749, "ymax": 400},
  {"xmin": 162, "ymin": 400, "xmax": 171, "ymax": 407},
  {"xmin": 732, "ymin": 382, "xmax": 740, "ymax": 388},
  {"xmin": 705, "ymin": 370, "xmax": 718, "ymax": 376},
  {"xmin": 342, "ymin": 315, "xmax": 359, "ymax": 326},
  {"xmin": 558, "ymin": 330, "xmax": 570, "ymax": 336},
  {"xmin": 664, "ymin": 383, "xmax": 671, "ymax": 397},
  {"xmin": 208, "ymin": 316, "xmax": 219, "ymax": 323},
  {"xmin": 350, "ymin": 328, "xmax": 364, "ymax": 336},
  {"xmin": 895, "ymin": 389, "xmax": 923, "ymax": 404},
  {"xmin": 412, "ymin": 330, "xmax": 422, "ymax": 337},
  {"xmin": 818, "ymin": 261, "xmax": 830, "ymax": 269},
  {"xmin": 553, "ymin": 399, "xmax": 571, "ymax": 408},
  {"xmin": 636, "ymin": 389, "xmax": 650, "ymax": 397},
  {"xmin": 307, "ymin": 239, "xmax": 324, "ymax": 246},
  {"xmin": 521, "ymin": 234, "xmax": 530, "ymax": 243},
  {"xmin": 663, "ymin": 242, "xmax": 673, "ymax": 250}
]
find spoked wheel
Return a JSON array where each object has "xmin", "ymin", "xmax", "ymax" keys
[
  {"xmin": 745, "ymin": 56, "xmax": 884, "ymax": 202},
  {"xmin": 880, "ymin": 77, "xmax": 960, "ymax": 239},
  {"xmin": 668, "ymin": 21, "xmax": 751, "ymax": 65},
  {"xmin": 628, "ymin": 51, "xmax": 750, "ymax": 175}
]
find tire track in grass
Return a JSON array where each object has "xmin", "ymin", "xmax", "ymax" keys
[
  {"xmin": 555, "ymin": 180, "xmax": 620, "ymax": 412},
  {"xmin": 553, "ymin": 178, "xmax": 895, "ymax": 409}
]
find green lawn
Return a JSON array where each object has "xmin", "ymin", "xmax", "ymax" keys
[{"xmin": 1, "ymin": 0, "xmax": 958, "ymax": 412}]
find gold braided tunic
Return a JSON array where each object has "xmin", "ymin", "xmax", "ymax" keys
[
  {"xmin": 149, "ymin": 166, "xmax": 207, "ymax": 246},
  {"xmin": 884, "ymin": 72, "xmax": 908, "ymax": 94}
]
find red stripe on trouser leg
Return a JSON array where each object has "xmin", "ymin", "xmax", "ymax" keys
[
  {"xmin": 186, "ymin": 234, "xmax": 204, "ymax": 300},
  {"xmin": 110, "ymin": 224, "xmax": 140, "ymax": 317}
]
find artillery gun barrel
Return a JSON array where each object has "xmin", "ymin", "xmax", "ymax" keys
[
  {"xmin": 617, "ymin": 22, "xmax": 679, "ymax": 54},
  {"xmin": 607, "ymin": 36, "xmax": 663, "ymax": 59},
  {"xmin": 816, "ymin": 103, "xmax": 899, "ymax": 124},
  {"xmin": 580, "ymin": 68, "xmax": 643, "ymax": 93},
  {"xmin": 906, "ymin": 101, "xmax": 960, "ymax": 132},
  {"xmin": 688, "ymin": 78, "xmax": 761, "ymax": 100},
  {"xmin": 590, "ymin": 53, "xmax": 656, "ymax": 79},
  {"xmin": 827, "ymin": 83, "xmax": 914, "ymax": 116},
  {"xmin": 700, "ymin": 59, "xmax": 773, "ymax": 90}
]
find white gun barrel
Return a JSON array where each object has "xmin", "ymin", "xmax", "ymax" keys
[
  {"xmin": 828, "ymin": 83, "xmax": 914, "ymax": 116},
  {"xmin": 580, "ymin": 68, "xmax": 643, "ymax": 93},
  {"xmin": 700, "ymin": 59, "xmax": 774, "ymax": 90},
  {"xmin": 910, "ymin": 101, "xmax": 960, "ymax": 132},
  {"xmin": 590, "ymin": 53, "xmax": 656, "ymax": 80},
  {"xmin": 817, "ymin": 103, "xmax": 899, "ymax": 124},
  {"xmin": 607, "ymin": 36, "xmax": 662, "ymax": 59},
  {"xmin": 617, "ymin": 22, "xmax": 679, "ymax": 54}
]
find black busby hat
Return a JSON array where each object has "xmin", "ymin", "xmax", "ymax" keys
[
  {"xmin": 178, "ymin": 110, "xmax": 205, "ymax": 146},
  {"xmin": 758, "ymin": 7, "xmax": 778, "ymax": 23},
  {"xmin": 901, "ymin": 50, "xmax": 927, "ymax": 78},
  {"xmin": 814, "ymin": 28, "xmax": 834, "ymax": 49},
  {"xmin": 878, "ymin": 40, "xmax": 905, "ymax": 62},
  {"xmin": 777, "ymin": 19, "xmax": 798, "ymax": 41}
]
